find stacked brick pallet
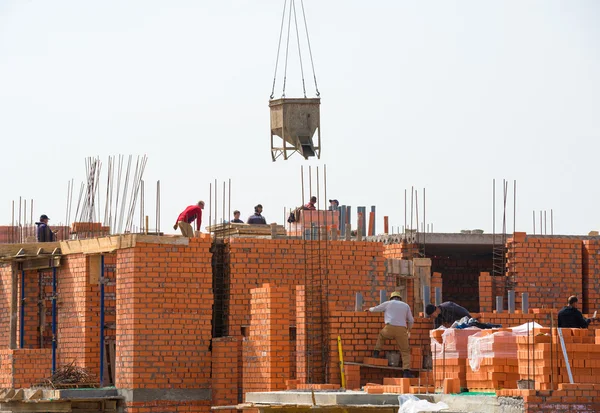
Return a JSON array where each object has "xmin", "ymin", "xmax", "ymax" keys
[
  {"xmin": 466, "ymin": 329, "xmax": 519, "ymax": 390},
  {"xmin": 362, "ymin": 374, "xmax": 435, "ymax": 394},
  {"xmin": 431, "ymin": 328, "xmax": 481, "ymax": 390},
  {"xmin": 516, "ymin": 327, "xmax": 600, "ymax": 390}
]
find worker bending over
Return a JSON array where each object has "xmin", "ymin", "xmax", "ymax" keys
[
  {"xmin": 426, "ymin": 301, "xmax": 471, "ymax": 328},
  {"xmin": 173, "ymin": 201, "xmax": 204, "ymax": 237},
  {"xmin": 368, "ymin": 291, "xmax": 414, "ymax": 378},
  {"xmin": 558, "ymin": 296, "xmax": 596, "ymax": 328}
]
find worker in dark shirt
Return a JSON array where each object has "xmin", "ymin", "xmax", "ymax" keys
[
  {"xmin": 35, "ymin": 214, "xmax": 56, "ymax": 242},
  {"xmin": 247, "ymin": 204, "xmax": 267, "ymax": 225},
  {"xmin": 231, "ymin": 210, "xmax": 244, "ymax": 223},
  {"xmin": 173, "ymin": 201, "xmax": 204, "ymax": 237},
  {"xmin": 558, "ymin": 296, "xmax": 596, "ymax": 328},
  {"xmin": 426, "ymin": 301, "xmax": 471, "ymax": 328}
]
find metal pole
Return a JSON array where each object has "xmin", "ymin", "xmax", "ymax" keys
[
  {"xmin": 507, "ymin": 290, "xmax": 515, "ymax": 314},
  {"xmin": 379, "ymin": 290, "xmax": 387, "ymax": 304},
  {"xmin": 100, "ymin": 255, "xmax": 105, "ymax": 386},
  {"xmin": 20, "ymin": 269, "xmax": 25, "ymax": 348},
  {"xmin": 533, "ymin": 211, "xmax": 535, "ymax": 234},
  {"xmin": 52, "ymin": 266, "xmax": 57, "ymax": 374},
  {"xmin": 513, "ymin": 180, "xmax": 516, "ymax": 233},
  {"xmin": 435, "ymin": 287, "xmax": 442, "ymax": 306},
  {"xmin": 209, "ymin": 182, "xmax": 212, "ymax": 234},
  {"xmin": 496, "ymin": 296, "xmax": 503, "ymax": 313},
  {"xmin": 521, "ymin": 293, "xmax": 529, "ymax": 314},
  {"xmin": 551, "ymin": 209, "xmax": 554, "ymax": 235},
  {"xmin": 404, "ymin": 189, "xmax": 407, "ymax": 238},
  {"xmin": 355, "ymin": 293, "xmax": 363, "ymax": 311},
  {"xmin": 423, "ymin": 285, "xmax": 431, "ymax": 314}
]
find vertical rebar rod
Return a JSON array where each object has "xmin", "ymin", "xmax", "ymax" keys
[
  {"xmin": 410, "ymin": 186, "xmax": 414, "ymax": 236},
  {"xmin": 222, "ymin": 181, "xmax": 226, "ymax": 225},
  {"xmin": 513, "ymin": 180, "xmax": 516, "ymax": 233},
  {"xmin": 544, "ymin": 210, "xmax": 547, "ymax": 235},
  {"xmin": 209, "ymin": 182, "xmax": 212, "ymax": 235},
  {"xmin": 404, "ymin": 189, "xmax": 407, "ymax": 238},
  {"xmin": 214, "ymin": 179, "xmax": 217, "ymax": 227},
  {"xmin": 533, "ymin": 211, "xmax": 536, "ymax": 234},
  {"xmin": 551, "ymin": 209, "xmax": 554, "ymax": 235}
]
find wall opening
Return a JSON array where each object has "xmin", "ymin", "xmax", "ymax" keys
[{"xmin": 211, "ymin": 240, "xmax": 230, "ymax": 338}]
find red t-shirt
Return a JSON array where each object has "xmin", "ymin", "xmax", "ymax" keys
[{"xmin": 177, "ymin": 205, "xmax": 203, "ymax": 230}]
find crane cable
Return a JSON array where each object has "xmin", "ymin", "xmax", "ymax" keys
[{"xmin": 270, "ymin": 0, "xmax": 320, "ymax": 99}]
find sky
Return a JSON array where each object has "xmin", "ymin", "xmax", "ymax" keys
[{"xmin": 0, "ymin": 0, "xmax": 599, "ymax": 235}]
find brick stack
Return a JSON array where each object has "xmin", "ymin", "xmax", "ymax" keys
[
  {"xmin": 498, "ymin": 384, "xmax": 600, "ymax": 412},
  {"xmin": 286, "ymin": 210, "xmax": 340, "ymax": 237},
  {"xmin": 516, "ymin": 327, "xmax": 600, "ymax": 391},
  {"xmin": 431, "ymin": 328, "xmax": 481, "ymax": 390},
  {"xmin": 466, "ymin": 329, "xmax": 519, "ymax": 390},
  {"xmin": 506, "ymin": 233, "xmax": 582, "ymax": 310},
  {"xmin": 479, "ymin": 272, "xmax": 493, "ymax": 313},
  {"xmin": 243, "ymin": 284, "xmax": 291, "ymax": 393}
]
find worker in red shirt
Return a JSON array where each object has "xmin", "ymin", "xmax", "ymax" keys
[{"xmin": 173, "ymin": 201, "xmax": 205, "ymax": 237}]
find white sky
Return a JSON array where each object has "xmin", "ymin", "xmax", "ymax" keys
[{"xmin": 1, "ymin": 1, "xmax": 599, "ymax": 235}]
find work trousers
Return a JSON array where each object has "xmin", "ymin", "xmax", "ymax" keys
[
  {"xmin": 177, "ymin": 221, "xmax": 194, "ymax": 237},
  {"xmin": 374, "ymin": 324, "xmax": 410, "ymax": 370}
]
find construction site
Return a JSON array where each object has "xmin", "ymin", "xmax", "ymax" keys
[{"xmin": 2, "ymin": 1, "xmax": 599, "ymax": 413}]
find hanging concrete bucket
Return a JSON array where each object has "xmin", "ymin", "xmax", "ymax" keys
[{"xmin": 269, "ymin": 98, "xmax": 321, "ymax": 161}]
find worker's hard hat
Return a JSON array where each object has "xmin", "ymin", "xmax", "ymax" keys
[{"xmin": 390, "ymin": 291, "xmax": 402, "ymax": 299}]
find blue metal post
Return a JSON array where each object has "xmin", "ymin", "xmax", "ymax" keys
[
  {"xmin": 346, "ymin": 206, "xmax": 352, "ymax": 235},
  {"xmin": 100, "ymin": 255, "xmax": 105, "ymax": 387},
  {"xmin": 340, "ymin": 206, "xmax": 346, "ymax": 236},
  {"xmin": 20, "ymin": 270, "xmax": 25, "ymax": 348},
  {"xmin": 358, "ymin": 206, "xmax": 366, "ymax": 236},
  {"xmin": 52, "ymin": 266, "xmax": 57, "ymax": 374}
]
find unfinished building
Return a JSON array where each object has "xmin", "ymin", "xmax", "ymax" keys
[{"xmin": 1, "ymin": 224, "xmax": 600, "ymax": 413}]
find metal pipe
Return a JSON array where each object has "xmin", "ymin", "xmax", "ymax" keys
[
  {"xmin": 551, "ymin": 209, "xmax": 554, "ymax": 235},
  {"xmin": 404, "ymin": 189, "xmax": 407, "ymax": 238},
  {"xmin": 423, "ymin": 285, "xmax": 431, "ymax": 314},
  {"xmin": 496, "ymin": 296, "xmax": 503, "ymax": 313},
  {"xmin": 379, "ymin": 290, "xmax": 386, "ymax": 304},
  {"xmin": 209, "ymin": 182, "xmax": 212, "ymax": 234},
  {"xmin": 355, "ymin": 293, "xmax": 363, "ymax": 312},
  {"xmin": 513, "ymin": 180, "xmax": 516, "ymax": 233},
  {"xmin": 100, "ymin": 255, "xmax": 105, "ymax": 386},
  {"xmin": 20, "ymin": 269, "xmax": 25, "ymax": 348},
  {"xmin": 507, "ymin": 290, "xmax": 515, "ymax": 314},
  {"xmin": 521, "ymin": 293, "xmax": 529, "ymax": 314},
  {"xmin": 435, "ymin": 287, "xmax": 442, "ymax": 306},
  {"xmin": 52, "ymin": 266, "xmax": 57, "ymax": 374},
  {"xmin": 533, "ymin": 211, "xmax": 535, "ymax": 234}
]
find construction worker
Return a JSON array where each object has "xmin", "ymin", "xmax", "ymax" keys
[
  {"xmin": 328, "ymin": 199, "xmax": 339, "ymax": 211},
  {"xmin": 558, "ymin": 296, "xmax": 596, "ymax": 328},
  {"xmin": 304, "ymin": 196, "xmax": 317, "ymax": 210},
  {"xmin": 426, "ymin": 302, "xmax": 471, "ymax": 328},
  {"xmin": 231, "ymin": 210, "xmax": 244, "ymax": 223},
  {"xmin": 247, "ymin": 204, "xmax": 267, "ymax": 225},
  {"xmin": 173, "ymin": 201, "xmax": 204, "ymax": 237},
  {"xmin": 35, "ymin": 214, "xmax": 57, "ymax": 242},
  {"xmin": 368, "ymin": 291, "xmax": 414, "ymax": 378}
]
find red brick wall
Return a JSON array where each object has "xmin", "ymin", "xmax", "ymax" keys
[
  {"xmin": 0, "ymin": 349, "xmax": 52, "ymax": 388},
  {"xmin": 228, "ymin": 239, "xmax": 389, "ymax": 334},
  {"xmin": 212, "ymin": 337, "xmax": 240, "ymax": 407},
  {"xmin": 0, "ymin": 264, "xmax": 13, "ymax": 349},
  {"xmin": 115, "ymin": 237, "xmax": 213, "ymax": 390},
  {"xmin": 507, "ymin": 234, "xmax": 582, "ymax": 310},
  {"xmin": 325, "ymin": 311, "xmax": 433, "ymax": 385},
  {"xmin": 57, "ymin": 253, "xmax": 100, "ymax": 376},
  {"xmin": 243, "ymin": 284, "xmax": 291, "ymax": 393},
  {"xmin": 583, "ymin": 240, "xmax": 600, "ymax": 314}
]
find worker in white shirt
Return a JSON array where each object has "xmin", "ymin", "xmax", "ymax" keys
[{"xmin": 368, "ymin": 291, "xmax": 414, "ymax": 378}]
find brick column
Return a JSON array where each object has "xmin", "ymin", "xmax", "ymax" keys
[
  {"xmin": 479, "ymin": 272, "xmax": 493, "ymax": 313},
  {"xmin": 430, "ymin": 272, "xmax": 443, "ymax": 305},
  {"xmin": 212, "ymin": 337, "xmax": 240, "ymax": 407},
  {"xmin": 243, "ymin": 284, "xmax": 290, "ymax": 393},
  {"xmin": 116, "ymin": 237, "xmax": 213, "ymax": 413},
  {"xmin": 57, "ymin": 254, "xmax": 101, "ymax": 376}
]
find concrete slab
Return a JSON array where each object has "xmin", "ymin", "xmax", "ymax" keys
[{"xmin": 245, "ymin": 391, "xmax": 524, "ymax": 413}]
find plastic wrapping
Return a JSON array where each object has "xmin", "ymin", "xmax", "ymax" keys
[
  {"xmin": 398, "ymin": 395, "xmax": 449, "ymax": 413},
  {"xmin": 467, "ymin": 322, "xmax": 545, "ymax": 372},
  {"xmin": 431, "ymin": 327, "xmax": 481, "ymax": 360}
]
